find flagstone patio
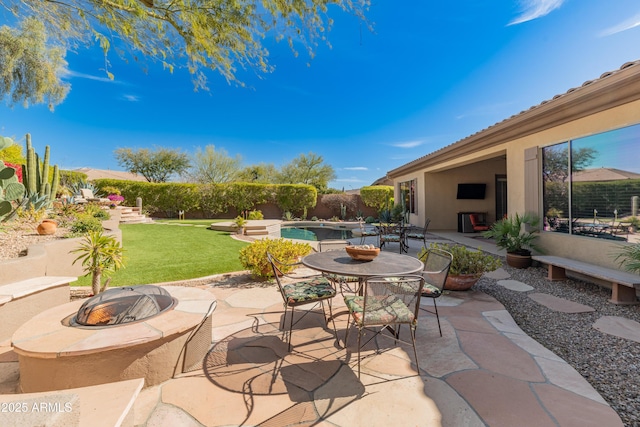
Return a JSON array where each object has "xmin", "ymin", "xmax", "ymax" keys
[{"xmin": 0, "ymin": 232, "xmax": 628, "ymax": 426}]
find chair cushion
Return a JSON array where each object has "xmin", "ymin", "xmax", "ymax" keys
[
  {"xmin": 406, "ymin": 233, "xmax": 424, "ymax": 239},
  {"xmin": 283, "ymin": 277, "xmax": 335, "ymax": 304},
  {"xmin": 344, "ymin": 295, "xmax": 414, "ymax": 325},
  {"xmin": 324, "ymin": 273, "xmax": 360, "ymax": 283},
  {"xmin": 380, "ymin": 234, "xmax": 401, "ymax": 242},
  {"xmin": 421, "ymin": 283, "xmax": 441, "ymax": 297}
]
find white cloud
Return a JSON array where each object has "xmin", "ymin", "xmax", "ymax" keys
[
  {"xmin": 599, "ymin": 13, "xmax": 640, "ymax": 37},
  {"xmin": 390, "ymin": 139, "xmax": 426, "ymax": 149},
  {"xmin": 122, "ymin": 94, "xmax": 140, "ymax": 102},
  {"xmin": 343, "ymin": 166, "xmax": 368, "ymax": 171},
  {"xmin": 508, "ymin": 0, "xmax": 564, "ymax": 26},
  {"xmin": 61, "ymin": 68, "xmax": 117, "ymax": 83}
]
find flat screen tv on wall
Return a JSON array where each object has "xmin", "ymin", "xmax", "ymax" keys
[{"xmin": 456, "ymin": 183, "xmax": 486, "ymax": 200}]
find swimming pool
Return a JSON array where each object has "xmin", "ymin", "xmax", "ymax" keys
[{"xmin": 281, "ymin": 226, "xmax": 354, "ymax": 241}]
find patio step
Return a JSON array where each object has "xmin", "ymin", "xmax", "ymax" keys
[
  {"xmin": 244, "ymin": 228, "xmax": 269, "ymax": 237},
  {"xmin": 244, "ymin": 222, "xmax": 280, "ymax": 238},
  {"xmin": 116, "ymin": 206, "xmax": 152, "ymax": 224}
]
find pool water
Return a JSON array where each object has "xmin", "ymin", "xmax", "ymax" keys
[{"xmin": 281, "ymin": 226, "xmax": 354, "ymax": 241}]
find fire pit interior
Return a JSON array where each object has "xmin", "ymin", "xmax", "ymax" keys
[{"xmin": 69, "ymin": 285, "xmax": 175, "ymax": 327}]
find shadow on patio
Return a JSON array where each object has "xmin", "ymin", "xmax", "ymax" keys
[{"xmin": 134, "ymin": 266, "xmax": 622, "ymax": 426}]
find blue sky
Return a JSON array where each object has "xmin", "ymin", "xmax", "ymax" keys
[{"xmin": 2, "ymin": 0, "xmax": 640, "ymax": 189}]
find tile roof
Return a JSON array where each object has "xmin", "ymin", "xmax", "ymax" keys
[{"xmin": 571, "ymin": 167, "xmax": 640, "ymax": 182}]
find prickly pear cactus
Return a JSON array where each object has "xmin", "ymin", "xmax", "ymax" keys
[{"xmin": 0, "ymin": 160, "xmax": 26, "ymax": 218}]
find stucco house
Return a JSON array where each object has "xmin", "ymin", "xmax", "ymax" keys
[{"xmin": 387, "ymin": 60, "xmax": 640, "ymax": 271}]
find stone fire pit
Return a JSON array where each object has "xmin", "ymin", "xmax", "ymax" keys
[{"xmin": 12, "ymin": 286, "xmax": 216, "ymax": 393}]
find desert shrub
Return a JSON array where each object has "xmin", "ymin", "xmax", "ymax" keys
[
  {"xmin": 82, "ymin": 203, "xmax": 110, "ymax": 220},
  {"xmin": 69, "ymin": 216, "xmax": 103, "ymax": 236},
  {"xmin": 248, "ymin": 210, "xmax": 264, "ymax": 220},
  {"xmin": 419, "ymin": 243, "xmax": 502, "ymax": 276},
  {"xmin": 239, "ymin": 238, "xmax": 313, "ymax": 278}
]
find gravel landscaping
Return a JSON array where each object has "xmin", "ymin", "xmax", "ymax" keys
[{"xmin": 475, "ymin": 264, "xmax": 640, "ymax": 427}]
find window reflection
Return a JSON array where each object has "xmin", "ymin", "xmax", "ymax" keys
[
  {"xmin": 542, "ymin": 124, "xmax": 640, "ymax": 242},
  {"xmin": 399, "ymin": 179, "xmax": 416, "ymax": 214}
]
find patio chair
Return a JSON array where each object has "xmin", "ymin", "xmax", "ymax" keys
[
  {"xmin": 357, "ymin": 221, "xmax": 379, "ymax": 245},
  {"xmin": 406, "ymin": 218, "xmax": 431, "ymax": 246},
  {"xmin": 78, "ymin": 188, "xmax": 110, "ymax": 204},
  {"xmin": 267, "ymin": 252, "xmax": 338, "ymax": 351},
  {"xmin": 379, "ymin": 223, "xmax": 408, "ymax": 253},
  {"xmin": 318, "ymin": 240, "xmax": 360, "ymax": 294},
  {"xmin": 418, "ymin": 248, "xmax": 453, "ymax": 337},
  {"xmin": 343, "ymin": 274, "xmax": 425, "ymax": 378},
  {"xmin": 469, "ymin": 213, "xmax": 489, "ymax": 232}
]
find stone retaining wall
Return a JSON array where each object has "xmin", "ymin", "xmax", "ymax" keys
[{"xmin": 0, "ymin": 219, "xmax": 122, "ymax": 286}]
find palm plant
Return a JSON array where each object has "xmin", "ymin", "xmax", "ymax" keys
[
  {"xmin": 615, "ymin": 243, "xmax": 640, "ymax": 274},
  {"xmin": 72, "ymin": 230, "xmax": 125, "ymax": 295},
  {"xmin": 483, "ymin": 212, "xmax": 541, "ymax": 255}
]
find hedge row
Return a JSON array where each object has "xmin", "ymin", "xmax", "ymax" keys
[{"xmin": 93, "ymin": 179, "xmax": 317, "ymax": 217}]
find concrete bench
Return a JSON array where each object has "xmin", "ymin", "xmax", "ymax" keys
[
  {"xmin": 532, "ymin": 255, "xmax": 640, "ymax": 305},
  {"xmin": 0, "ymin": 276, "xmax": 77, "ymax": 342}
]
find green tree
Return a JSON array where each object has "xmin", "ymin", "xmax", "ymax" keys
[
  {"xmin": 186, "ymin": 145, "xmax": 242, "ymax": 184},
  {"xmin": 2, "ymin": 0, "xmax": 369, "ymax": 101},
  {"xmin": 276, "ymin": 152, "xmax": 336, "ymax": 192},
  {"xmin": 237, "ymin": 163, "xmax": 279, "ymax": 183},
  {"xmin": 542, "ymin": 145, "xmax": 597, "ymax": 183},
  {"xmin": 114, "ymin": 146, "xmax": 190, "ymax": 183},
  {"xmin": 0, "ymin": 18, "xmax": 69, "ymax": 110}
]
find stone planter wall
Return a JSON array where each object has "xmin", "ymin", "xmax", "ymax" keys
[{"xmin": 0, "ymin": 220, "xmax": 122, "ymax": 286}]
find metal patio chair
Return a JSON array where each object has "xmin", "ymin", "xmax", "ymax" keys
[
  {"xmin": 418, "ymin": 248, "xmax": 453, "ymax": 337},
  {"xmin": 267, "ymin": 252, "xmax": 338, "ymax": 351},
  {"xmin": 343, "ymin": 274, "xmax": 426, "ymax": 378}
]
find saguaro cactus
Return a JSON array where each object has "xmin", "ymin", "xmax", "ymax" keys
[{"xmin": 21, "ymin": 133, "xmax": 59, "ymax": 208}]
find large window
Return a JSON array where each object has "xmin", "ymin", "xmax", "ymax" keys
[
  {"xmin": 542, "ymin": 124, "xmax": 640, "ymax": 242},
  {"xmin": 399, "ymin": 179, "xmax": 416, "ymax": 215}
]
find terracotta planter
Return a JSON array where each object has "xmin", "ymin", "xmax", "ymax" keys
[
  {"xmin": 506, "ymin": 252, "xmax": 532, "ymax": 269},
  {"xmin": 37, "ymin": 219, "xmax": 58, "ymax": 236},
  {"xmin": 444, "ymin": 274, "xmax": 481, "ymax": 291}
]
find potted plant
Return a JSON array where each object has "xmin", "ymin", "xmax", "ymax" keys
[
  {"xmin": 483, "ymin": 212, "xmax": 541, "ymax": 268},
  {"xmin": 419, "ymin": 243, "xmax": 502, "ymax": 290},
  {"xmin": 233, "ymin": 215, "xmax": 247, "ymax": 235},
  {"xmin": 37, "ymin": 218, "xmax": 58, "ymax": 235}
]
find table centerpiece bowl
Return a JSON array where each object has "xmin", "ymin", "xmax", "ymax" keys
[{"xmin": 345, "ymin": 245, "xmax": 380, "ymax": 261}]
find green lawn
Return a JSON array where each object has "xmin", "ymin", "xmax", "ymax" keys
[
  {"xmin": 75, "ymin": 222, "xmax": 249, "ymax": 287},
  {"xmin": 153, "ymin": 219, "xmax": 228, "ymax": 226}
]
